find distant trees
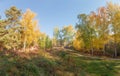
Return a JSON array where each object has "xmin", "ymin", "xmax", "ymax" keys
[
  {"xmin": 53, "ymin": 25, "xmax": 74, "ymax": 47},
  {"xmin": 61, "ymin": 25, "xmax": 74, "ymax": 47},
  {"xmin": 45, "ymin": 36, "xmax": 52, "ymax": 49},
  {"xmin": 38, "ymin": 33, "xmax": 52, "ymax": 50},
  {"xmin": 53, "ymin": 27, "xmax": 60, "ymax": 46}
]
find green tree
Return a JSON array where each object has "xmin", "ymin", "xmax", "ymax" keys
[
  {"xmin": 45, "ymin": 36, "xmax": 52, "ymax": 49},
  {"xmin": 0, "ymin": 6, "xmax": 22, "ymax": 51},
  {"xmin": 53, "ymin": 25, "xmax": 74, "ymax": 47},
  {"xmin": 61, "ymin": 25, "xmax": 74, "ymax": 47},
  {"xmin": 76, "ymin": 14, "xmax": 96, "ymax": 55},
  {"xmin": 107, "ymin": 2, "xmax": 120, "ymax": 57},
  {"xmin": 38, "ymin": 33, "xmax": 46, "ymax": 50},
  {"xmin": 53, "ymin": 27, "xmax": 60, "ymax": 46},
  {"xmin": 38, "ymin": 33, "xmax": 52, "ymax": 50},
  {"xmin": 89, "ymin": 7, "xmax": 110, "ymax": 54}
]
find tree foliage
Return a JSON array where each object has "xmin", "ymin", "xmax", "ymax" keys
[
  {"xmin": 53, "ymin": 25, "xmax": 74, "ymax": 47},
  {"xmin": 20, "ymin": 9, "xmax": 40, "ymax": 50},
  {"xmin": 0, "ymin": 6, "xmax": 22, "ymax": 50},
  {"xmin": 38, "ymin": 33, "xmax": 52, "ymax": 50}
]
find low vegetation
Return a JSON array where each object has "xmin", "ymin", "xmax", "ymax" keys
[{"xmin": 0, "ymin": 49, "xmax": 120, "ymax": 76}]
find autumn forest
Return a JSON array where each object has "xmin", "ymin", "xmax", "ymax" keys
[{"xmin": 0, "ymin": 2, "xmax": 120, "ymax": 76}]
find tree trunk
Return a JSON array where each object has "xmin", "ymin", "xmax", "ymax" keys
[
  {"xmin": 23, "ymin": 37, "xmax": 26, "ymax": 52},
  {"xmin": 103, "ymin": 45, "xmax": 106, "ymax": 55},
  {"xmin": 90, "ymin": 38, "xmax": 94, "ymax": 56},
  {"xmin": 91, "ymin": 47, "xmax": 94, "ymax": 56},
  {"xmin": 114, "ymin": 30, "xmax": 117, "ymax": 58},
  {"xmin": 114, "ymin": 43, "xmax": 117, "ymax": 57},
  {"xmin": 90, "ymin": 39, "xmax": 94, "ymax": 56}
]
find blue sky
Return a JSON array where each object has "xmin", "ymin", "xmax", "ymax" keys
[{"xmin": 0, "ymin": 0, "xmax": 120, "ymax": 37}]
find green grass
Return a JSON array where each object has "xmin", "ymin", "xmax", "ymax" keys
[
  {"xmin": 54, "ymin": 51, "xmax": 120, "ymax": 76},
  {"xmin": 0, "ymin": 50, "xmax": 120, "ymax": 76},
  {"xmin": 0, "ymin": 53, "xmax": 58, "ymax": 76}
]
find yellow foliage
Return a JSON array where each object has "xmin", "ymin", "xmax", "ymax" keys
[
  {"xmin": 63, "ymin": 25, "xmax": 74, "ymax": 32},
  {"xmin": 73, "ymin": 32, "xmax": 84, "ymax": 51},
  {"xmin": 21, "ymin": 9, "xmax": 40, "ymax": 47},
  {"xmin": 73, "ymin": 39, "xmax": 84, "ymax": 51}
]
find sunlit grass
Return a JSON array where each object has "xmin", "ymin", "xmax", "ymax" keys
[{"xmin": 0, "ymin": 49, "xmax": 120, "ymax": 76}]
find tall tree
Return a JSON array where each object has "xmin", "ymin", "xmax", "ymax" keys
[
  {"xmin": 76, "ymin": 14, "xmax": 96, "ymax": 55},
  {"xmin": 107, "ymin": 2, "xmax": 120, "ymax": 57},
  {"xmin": 38, "ymin": 33, "xmax": 46, "ymax": 50},
  {"xmin": 0, "ymin": 6, "xmax": 22, "ymax": 51},
  {"xmin": 20, "ymin": 9, "xmax": 40, "ymax": 51},
  {"xmin": 61, "ymin": 25, "xmax": 74, "ymax": 46},
  {"xmin": 45, "ymin": 36, "xmax": 52, "ymax": 49},
  {"xmin": 89, "ymin": 7, "xmax": 110, "ymax": 54},
  {"xmin": 53, "ymin": 27, "xmax": 60, "ymax": 46}
]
